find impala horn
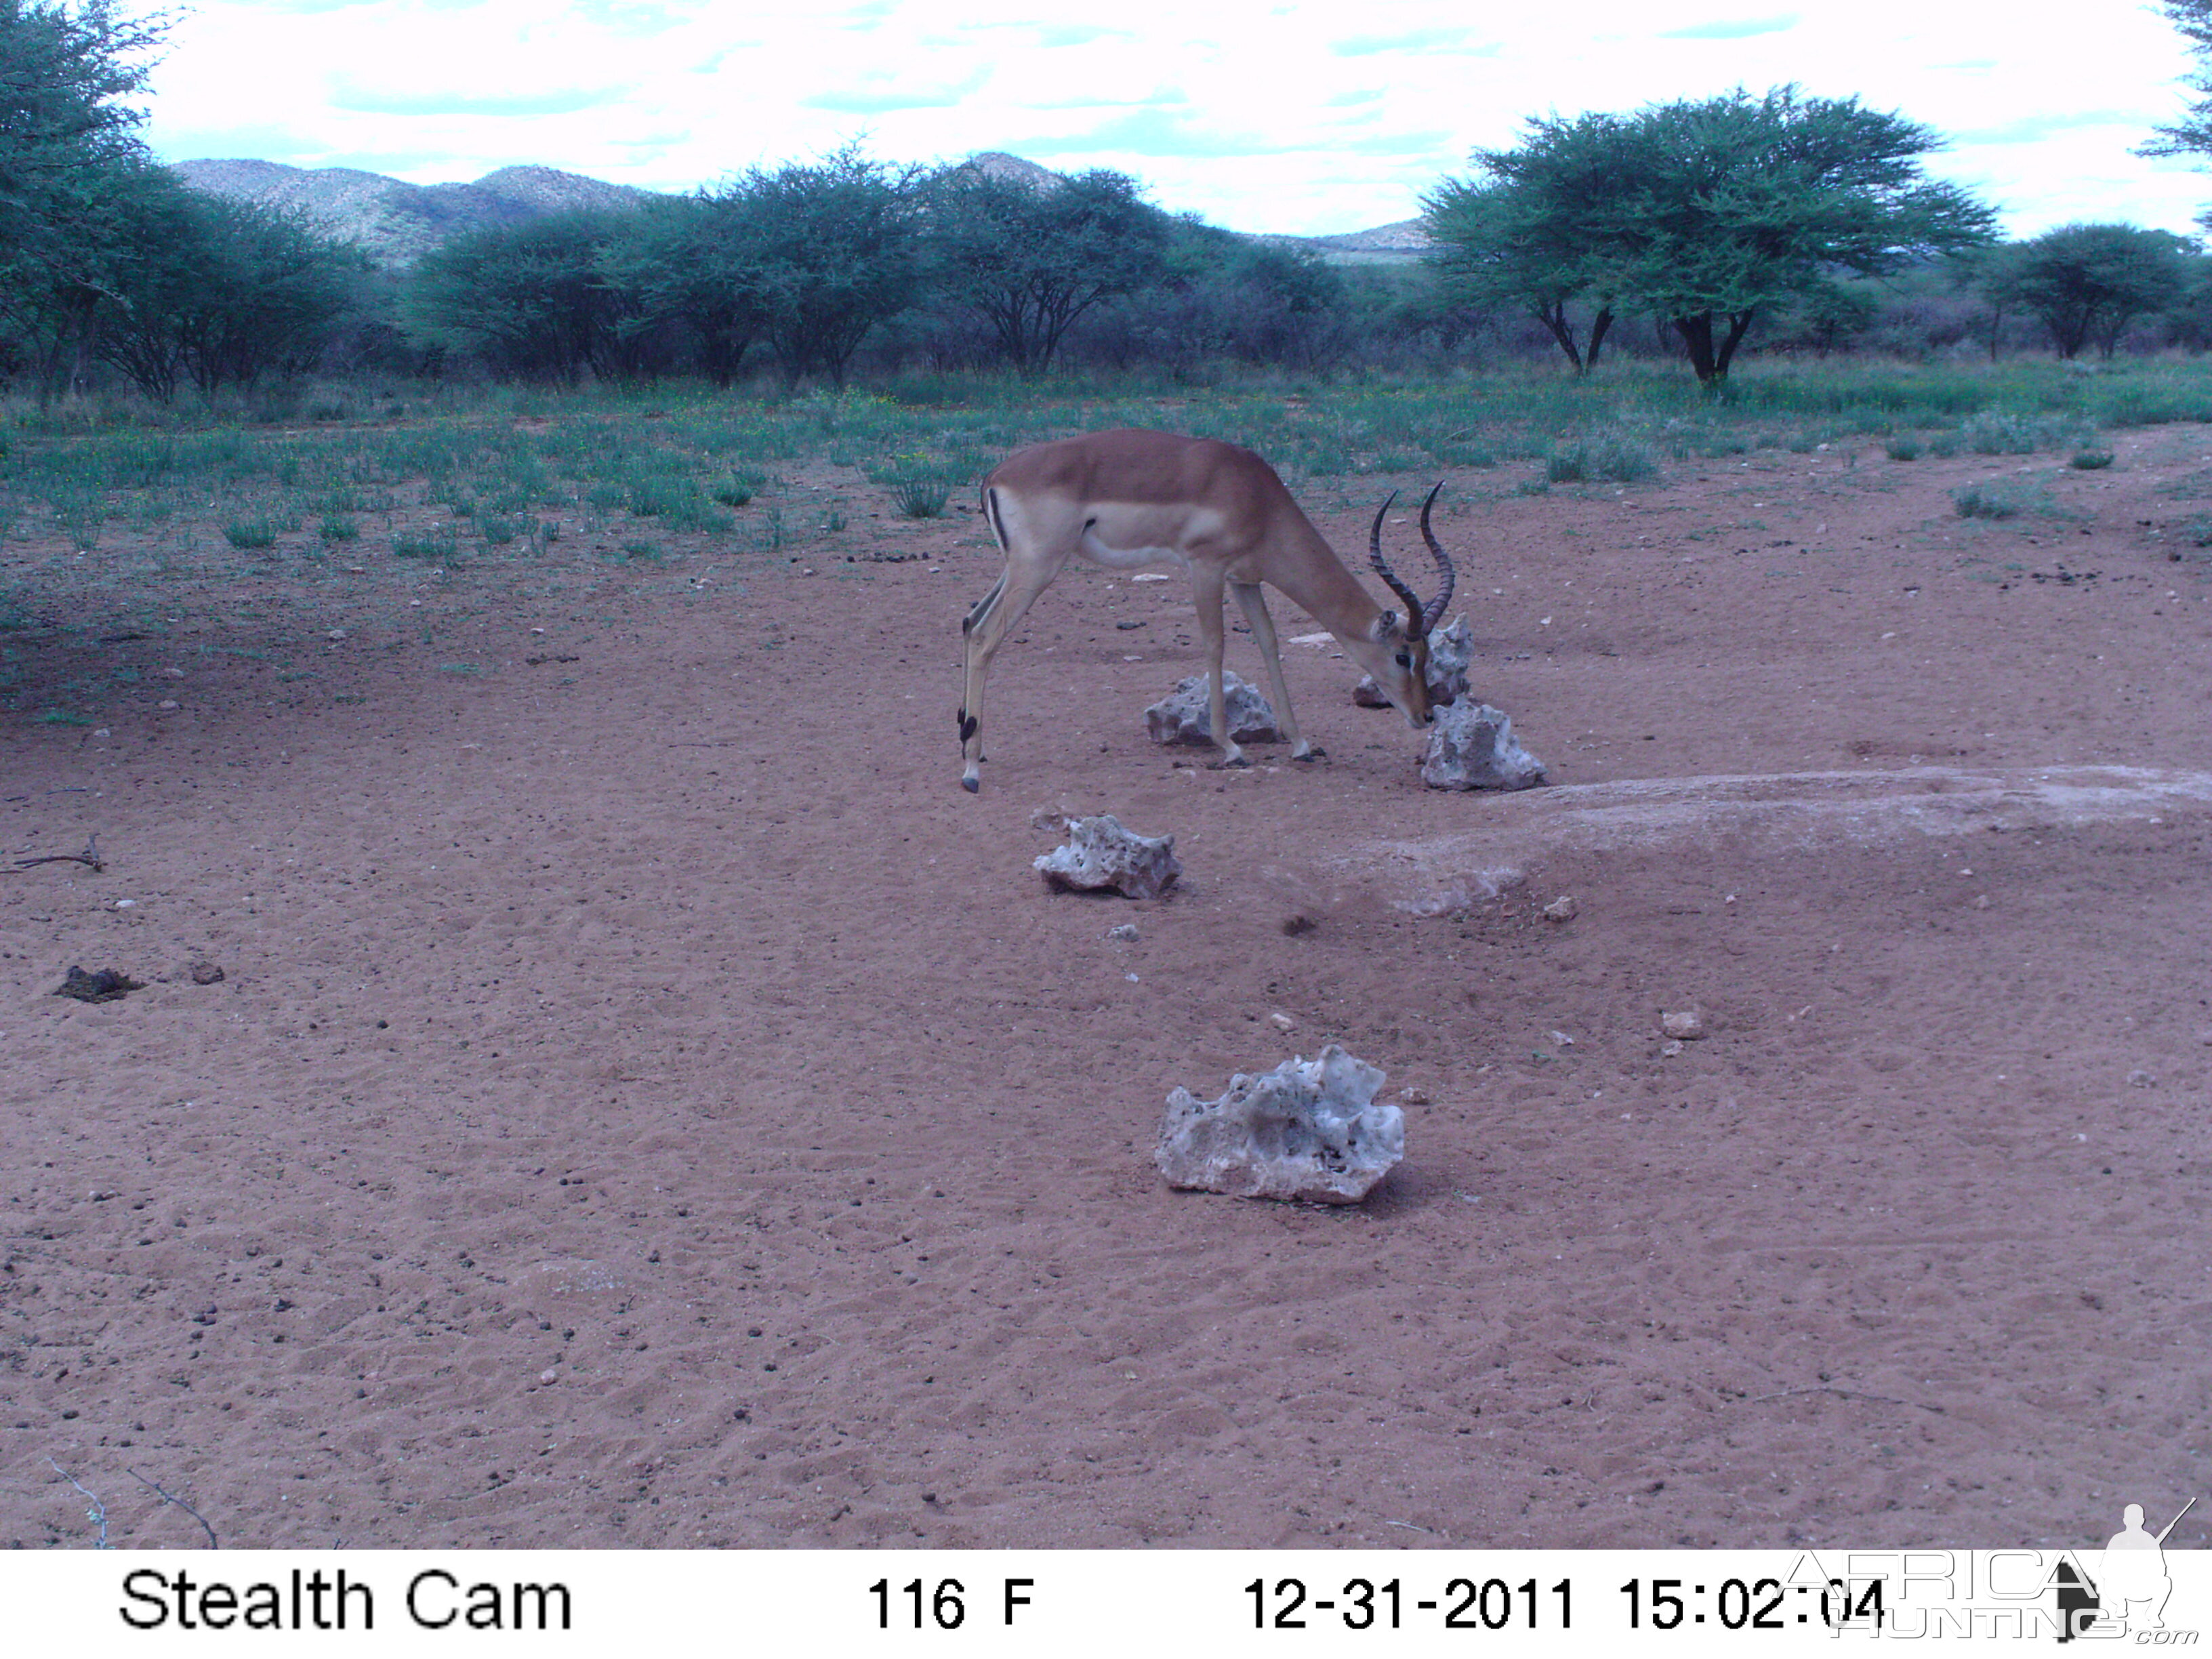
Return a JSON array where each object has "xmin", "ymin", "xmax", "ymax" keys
[
  {"xmin": 1417, "ymin": 480, "xmax": 1456, "ymax": 634},
  {"xmin": 1368, "ymin": 491, "xmax": 1428, "ymax": 636}
]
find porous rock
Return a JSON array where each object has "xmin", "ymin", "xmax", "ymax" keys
[
  {"xmin": 1355, "ymin": 615, "xmax": 1473, "ymax": 708},
  {"xmin": 1036, "ymin": 814, "xmax": 1181, "ymax": 899},
  {"xmin": 1155, "ymin": 1044, "xmax": 1405, "ymax": 1204},
  {"xmin": 1145, "ymin": 673, "xmax": 1281, "ymax": 746},
  {"xmin": 1420, "ymin": 701, "xmax": 1547, "ymax": 791}
]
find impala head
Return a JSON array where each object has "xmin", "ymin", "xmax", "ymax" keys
[{"xmin": 1361, "ymin": 483, "xmax": 1457, "ymax": 729}]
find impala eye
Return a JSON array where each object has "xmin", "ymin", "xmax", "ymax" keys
[{"xmin": 1394, "ymin": 652, "xmax": 1412, "ymax": 668}]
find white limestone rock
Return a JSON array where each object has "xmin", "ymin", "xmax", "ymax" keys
[
  {"xmin": 1145, "ymin": 672, "xmax": 1282, "ymax": 746},
  {"xmin": 1154, "ymin": 1044, "xmax": 1405, "ymax": 1204},
  {"xmin": 1420, "ymin": 701, "xmax": 1547, "ymax": 791},
  {"xmin": 1355, "ymin": 615, "xmax": 1473, "ymax": 708},
  {"xmin": 1035, "ymin": 813, "xmax": 1181, "ymax": 899}
]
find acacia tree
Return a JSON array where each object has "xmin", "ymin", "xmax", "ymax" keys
[
  {"xmin": 405, "ymin": 210, "xmax": 645, "ymax": 384},
  {"xmin": 920, "ymin": 163, "xmax": 1170, "ymax": 375},
  {"xmin": 600, "ymin": 193, "xmax": 770, "ymax": 386},
  {"xmin": 734, "ymin": 145, "xmax": 921, "ymax": 387},
  {"xmin": 2141, "ymin": 0, "xmax": 2212, "ymax": 167},
  {"xmin": 1424, "ymin": 165, "xmax": 1616, "ymax": 373},
  {"xmin": 1984, "ymin": 224, "xmax": 2195, "ymax": 359},
  {"xmin": 0, "ymin": 0, "xmax": 169, "ymax": 397},
  {"xmin": 1431, "ymin": 88, "xmax": 1995, "ymax": 383}
]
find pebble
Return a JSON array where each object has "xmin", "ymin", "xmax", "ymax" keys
[
  {"xmin": 1660, "ymin": 1010, "xmax": 1705, "ymax": 1040},
  {"xmin": 1107, "ymin": 924, "xmax": 1139, "ymax": 943},
  {"xmin": 1541, "ymin": 895, "xmax": 1578, "ymax": 923},
  {"xmin": 1660, "ymin": 1039, "xmax": 1686, "ymax": 1058},
  {"xmin": 1269, "ymin": 1011, "xmax": 1296, "ymax": 1032},
  {"xmin": 2127, "ymin": 1069, "xmax": 2156, "ymax": 1088},
  {"xmin": 539, "ymin": 1368, "xmax": 558, "ymax": 1385},
  {"xmin": 1399, "ymin": 1086, "xmax": 1432, "ymax": 1106}
]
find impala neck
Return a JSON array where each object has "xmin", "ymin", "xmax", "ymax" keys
[{"xmin": 1273, "ymin": 517, "xmax": 1391, "ymax": 643}]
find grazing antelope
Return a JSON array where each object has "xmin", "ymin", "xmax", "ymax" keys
[{"xmin": 958, "ymin": 428, "xmax": 1455, "ymax": 792}]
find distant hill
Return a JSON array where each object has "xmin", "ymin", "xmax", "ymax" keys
[
  {"xmin": 169, "ymin": 152, "xmax": 1431, "ymax": 268},
  {"xmin": 169, "ymin": 159, "xmax": 661, "ymax": 267}
]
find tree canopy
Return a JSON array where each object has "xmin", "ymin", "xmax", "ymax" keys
[
  {"xmin": 1427, "ymin": 86, "xmax": 1996, "ymax": 382},
  {"xmin": 920, "ymin": 164, "xmax": 1170, "ymax": 375},
  {"xmin": 1981, "ymin": 224, "xmax": 2196, "ymax": 359}
]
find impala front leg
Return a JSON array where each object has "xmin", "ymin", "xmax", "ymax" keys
[
  {"xmin": 1232, "ymin": 581, "xmax": 1319, "ymax": 762},
  {"xmin": 1193, "ymin": 565, "xmax": 1247, "ymax": 769}
]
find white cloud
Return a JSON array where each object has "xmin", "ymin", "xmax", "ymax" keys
[{"xmin": 140, "ymin": 0, "xmax": 2212, "ymax": 236}]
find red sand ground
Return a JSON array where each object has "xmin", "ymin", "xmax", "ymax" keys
[{"xmin": 3, "ymin": 424, "xmax": 2209, "ymax": 1551}]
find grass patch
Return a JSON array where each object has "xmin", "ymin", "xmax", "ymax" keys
[
  {"xmin": 223, "ymin": 517, "xmax": 286, "ymax": 549},
  {"xmin": 1545, "ymin": 432, "xmax": 1658, "ymax": 484},
  {"xmin": 1952, "ymin": 478, "xmax": 2054, "ymax": 520},
  {"xmin": 392, "ymin": 530, "xmax": 459, "ymax": 560}
]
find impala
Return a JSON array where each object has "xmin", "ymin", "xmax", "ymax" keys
[{"xmin": 957, "ymin": 429, "xmax": 1455, "ymax": 792}]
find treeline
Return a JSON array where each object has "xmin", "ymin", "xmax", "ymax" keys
[{"xmin": 8, "ymin": 1, "xmax": 2212, "ymax": 405}]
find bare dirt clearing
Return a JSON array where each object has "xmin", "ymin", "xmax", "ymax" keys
[{"xmin": 5, "ymin": 426, "xmax": 2209, "ymax": 1549}]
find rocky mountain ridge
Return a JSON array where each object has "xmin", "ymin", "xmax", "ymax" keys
[{"xmin": 170, "ymin": 152, "xmax": 1431, "ymax": 268}]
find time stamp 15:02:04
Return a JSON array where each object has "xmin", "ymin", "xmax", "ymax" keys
[{"xmin": 1245, "ymin": 1576, "xmax": 1886, "ymax": 1632}]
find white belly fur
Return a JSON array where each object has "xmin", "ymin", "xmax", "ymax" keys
[{"xmin": 1079, "ymin": 526, "xmax": 1185, "ymax": 571}]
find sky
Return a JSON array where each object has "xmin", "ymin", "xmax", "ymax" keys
[{"xmin": 140, "ymin": 0, "xmax": 2212, "ymax": 239}]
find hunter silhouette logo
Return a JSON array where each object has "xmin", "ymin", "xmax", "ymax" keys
[{"xmin": 2056, "ymin": 1496, "xmax": 2196, "ymax": 1642}]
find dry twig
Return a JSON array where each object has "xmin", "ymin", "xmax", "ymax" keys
[{"xmin": 129, "ymin": 1467, "xmax": 219, "ymax": 1549}]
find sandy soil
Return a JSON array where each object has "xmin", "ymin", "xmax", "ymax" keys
[{"xmin": 3, "ymin": 422, "xmax": 2209, "ymax": 1551}]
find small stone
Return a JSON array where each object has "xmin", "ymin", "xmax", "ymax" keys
[
  {"xmin": 114, "ymin": 899, "xmax": 134, "ymax": 909},
  {"xmin": 327, "ymin": 629, "xmax": 348, "ymax": 641},
  {"xmin": 188, "ymin": 962, "xmax": 224, "ymax": 985},
  {"xmin": 92, "ymin": 728, "xmax": 110, "ymax": 738},
  {"xmin": 1541, "ymin": 895, "xmax": 1578, "ymax": 923},
  {"xmin": 1973, "ymin": 895, "xmax": 1990, "ymax": 909},
  {"xmin": 1280, "ymin": 912, "xmax": 1317, "ymax": 936},
  {"xmin": 1145, "ymin": 672, "xmax": 1281, "ymax": 746},
  {"xmin": 161, "ymin": 668, "xmax": 184, "ymax": 678},
  {"xmin": 1659, "ymin": 1039, "xmax": 1685, "ymax": 1058},
  {"xmin": 2127, "ymin": 1069, "xmax": 2156, "ymax": 1088},
  {"xmin": 1155, "ymin": 1045, "xmax": 1404, "ymax": 1204},
  {"xmin": 1398, "ymin": 1086, "xmax": 1431, "ymax": 1106},
  {"xmin": 1660, "ymin": 1010, "xmax": 1704, "ymax": 1040},
  {"xmin": 1420, "ymin": 701, "xmax": 1547, "ymax": 791},
  {"xmin": 1269, "ymin": 1012, "xmax": 1296, "ymax": 1032},
  {"xmin": 158, "ymin": 699, "xmax": 178, "ymax": 710},
  {"xmin": 1035, "ymin": 814, "xmax": 1181, "ymax": 899},
  {"xmin": 539, "ymin": 1368, "xmax": 558, "ymax": 1385},
  {"xmin": 1106, "ymin": 923, "xmax": 1139, "ymax": 943}
]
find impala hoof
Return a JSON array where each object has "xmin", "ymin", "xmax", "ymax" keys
[
  {"xmin": 1206, "ymin": 754, "xmax": 1252, "ymax": 772},
  {"xmin": 962, "ymin": 775, "xmax": 980, "ymax": 794},
  {"xmin": 1293, "ymin": 745, "xmax": 1325, "ymax": 762}
]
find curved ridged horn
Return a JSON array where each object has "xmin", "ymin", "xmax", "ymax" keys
[
  {"xmin": 1417, "ymin": 480, "xmax": 1455, "ymax": 635},
  {"xmin": 1368, "ymin": 491, "xmax": 1426, "ymax": 635}
]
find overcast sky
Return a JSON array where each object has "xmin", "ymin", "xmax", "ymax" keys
[{"xmin": 142, "ymin": 0, "xmax": 2212, "ymax": 239}]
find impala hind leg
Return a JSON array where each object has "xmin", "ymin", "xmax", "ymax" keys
[
  {"xmin": 958, "ymin": 563, "xmax": 1057, "ymax": 792},
  {"xmin": 1232, "ymin": 581, "xmax": 1319, "ymax": 762}
]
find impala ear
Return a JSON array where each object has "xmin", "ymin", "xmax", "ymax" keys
[{"xmin": 1370, "ymin": 609, "xmax": 1399, "ymax": 642}]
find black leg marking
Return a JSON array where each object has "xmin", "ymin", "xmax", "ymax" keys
[{"xmin": 960, "ymin": 714, "xmax": 979, "ymax": 743}]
